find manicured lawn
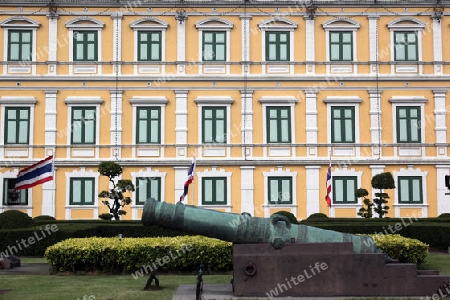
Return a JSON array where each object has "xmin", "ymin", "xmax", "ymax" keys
[{"xmin": 0, "ymin": 253, "xmax": 447, "ymax": 300}]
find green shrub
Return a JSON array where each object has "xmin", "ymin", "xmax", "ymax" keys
[
  {"xmin": 33, "ymin": 215, "xmax": 56, "ymax": 222},
  {"xmin": 98, "ymin": 213, "xmax": 113, "ymax": 220},
  {"xmin": 438, "ymin": 213, "xmax": 450, "ymax": 218},
  {"xmin": 271, "ymin": 211, "xmax": 298, "ymax": 224},
  {"xmin": 44, "ymin": 236, "xmax": 232, "ymax": 274},
  {"xmin": 0, "ymin": 210, "xmax": 35, "ymax": 229},
  {"xmin": 368, "ymin": 234, "xmax": 428, "ymax": 264},
  {"xmin": 307, "ymin": 213, "xmax": 328, "ymax": 220}
]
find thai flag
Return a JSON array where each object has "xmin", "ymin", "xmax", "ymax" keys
[
  {"xmin": 179, "ymin": 157, "xmax": 196, "ymax": 202},
  {"xmin": 325, "ymin": 162, "xmax": 332, "ymax": 208},
  {"xmin": 15, "ymin": 156, "xmax": 53, "ymax": 190}
]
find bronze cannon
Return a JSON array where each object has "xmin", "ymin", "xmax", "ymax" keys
[{"xmin": 142, "ymin": 198, "xmax": 381, "ymax": 254}]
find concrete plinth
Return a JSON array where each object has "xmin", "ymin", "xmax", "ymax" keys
[{"xmin": 233, "ymin": 243, "xmax": 450, "ymax": 297}]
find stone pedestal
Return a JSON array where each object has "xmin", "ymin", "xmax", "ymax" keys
[
  {"xmin": 0, "ymin": 256, "xmax": 20, "ymax": 269},
  {"xmin": 233, "ymin": 243, "xmax": 450, "ymax": 297}
]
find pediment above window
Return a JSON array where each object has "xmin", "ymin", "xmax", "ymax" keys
[
  {"xmin": 0, "ymin": 16, "xmax": 40, "ymax": 28},
  {"xmin": 130, "ymin": 18, "xmax": 169, "ymax": 30},
  {"xmin": 65, "ymin": 17, "xmax": 105, "ymax": 29},
  {"xmin": 387, "ymin": 17, "xmax": 426, "ymax": 30},
  {"xmin": 322, "ymin": 18, "xmax": 361, "ymax": 30},
  {"xmin": 195, "ymin": 17, "xmax": 233, "ymax": 30},
  {"xmin": 258, "ymin": 18, "xmax": 298, "ymax": 30}
]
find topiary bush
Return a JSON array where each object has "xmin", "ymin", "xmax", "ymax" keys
[
  {"xmin": 368, "ymin": 234, "xmax": 428, "ymax": 264},
  {"xmin": 98, "ymin": 213, "xmax": 113, "ymax": 220},
  {"xmin": 438, "ymin": 213, "xmax": 450, "ymax": 218},
  {"xmin": 271, "ymin": 211, "xmax": 299, "ymax": 224},
  {"xmin": 307, "ymin": 213, "xmax": 328, "ymax": 220},
  {"xmin": 0, "ymin": 210, "xmax": 35, "ymax": 229},
  {"xmin": 33, "ymin": 215, "xmax": 56, "ymax": 222}
]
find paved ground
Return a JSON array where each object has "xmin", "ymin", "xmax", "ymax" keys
[{"xmin": 0, "ymin": 263, "xmax": 50, "ymax": 275}]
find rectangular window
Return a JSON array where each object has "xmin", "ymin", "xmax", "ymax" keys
[
  {"xmin": 266, "ymin": 32, "xmax": 289, "ymax": 61},
  {"xmin": 332, "ymin": 176, "xmax": 357, "ymax": 204},
  {"xmin": 330, "ymin": 31, "xmax": 352, "ymax": 61},
  {"xmin": 3, "ymin": 178, "xmax": 27, "ymax": 206},
  {"xmin": 267, "ymin": 107, "xmax": 291, "ymax": 143},
  {"xmin": 136, "ymin": 107, "xmax": 161, "ymax": 144},
  {"xmin": 71, "ymin": 107, "xmax": 96, "ymax": 145},
  {"xmin": 73, "ymin": 31, "xmax": 98, "ymax": 61},
  {"xmin": 396, "ymin": 106, "xmax": 421, "ymax": 143},
  {"xmin": 398, "ymin": 176, "xmax": 423, "ymax": 203},
  {"xmin": 202, "ymin": 107, "xmax": 226, "ymax": 144},
  {"xmin": 331, "ymin": 107, "xmax": 355, "ymax": 143},
  {"xmin": 8, "ymin": 30, "xmax": 32, "ymax": 62},
  {"xmin": 202, "ymin": 31, "xmax": 226, "ymax": 61},
  {"xmin": 202, "ymin": 177, "xmax": 226, "ymax": 205},
  {"xmin": 138, "ymin": 31, "xmax": 162, "ymax": 61},
  {"xmin": 5, "ymin": 107, "xmax": 30, "ymax": 145},
  {"xmin": 136, "ymin": 177, "xmax": 161, "ymax": 205},
  {"xmin": 268, "ymin": 177, "xmax": 292, "ymax": 204},
  {"xmin": 70, "ymin": 178, "xmax": 94, "ymax": 205},
  {"xmin": 394, "ymin": 31, "xmax": 418, "ymax": 61}
]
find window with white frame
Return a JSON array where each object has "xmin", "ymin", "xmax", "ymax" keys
[
  {"xmin": 70, "ymin": 178, "xmax": 95, "ymax": 205},
  {"xmin": 393, "ymin": 167, "xmax": 428, "ymax": 217},
  {"xmin": 136, "ymin": 177, "xmax": 161, "ymax": 204},
  {"xmin": 332, "ymin": 176, "xmax": 357, "ymax": 204},
  {"xmin": 258, "ymin": 18, "xmax": 297, "ymax": 63},
  {"xmin": 3, "ymin": 178, "xmax": 27, "ymax": 206},
  {"xmin": 195, "ymin": 18, "xmax": 233, "ymax": 63},
  {"xmin": 0, "ymin": 17, "xmax": 40, "ymax": 74},
  {"xmin": 65, "ymin": 17, "xmax": 104, "ymax": 65},
  {"xmin": 197, "ymin": 167, "xmax": 231, "ymax": 209},
  {"xmin": 136, "ymin": 107, "xmax": 161, "ymax": 144},
  {"xmin": 387, "ymin": 17, "xmax": 425, "ymax": 63},
  {"xmin": 262, "ymin": 167, "xmax": 297, "ymax": 217},
  {"xmin": 322, "ymin": 18, "xmax": 360, "ymax": 63},
  {"xmin": 130, "ymin": 18, "xmax": 168, "ymax": 63},
  {"xmin": 268, "ymin": 176, "xmax": 292, "ymax": 204}
]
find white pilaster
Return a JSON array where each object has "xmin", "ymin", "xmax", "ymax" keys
[
  {"xmin": 370, "ymin": 165, "xmax": 387, "ymax": 215},
  {"xmin": 240, "ymin": 14, "xmax": 251, "ymax": 74},
  {"xmin": 369, "ymin": 90, "xmax": 382, "ymax": 157},
  {"xmin": 42, "ymin": 168, "xmax": 56, "ymax": 217},
  {"xmin": 110, "ymin": 90, "xmax": 123, "ymax": 159},
  {"xmin": 177, "ymin": 20, "xmax": 186, "ymax": 74},
  {"xmin": 304, "ymin": 17, "xmax": 315, "ymax": 74},
  {"xmin": 433, "ymin": 19, "xmax": 443, "ymax": 75},
  {"xmin": 240, "ymin": 166, "xmax": 255, "ymax": 215},
  {"xmin": 240, "ymin": 90, "xmax": 253, "ymax": 158},
  {"xmin": 433, "ymin": 90, "xmax": 447, "ymax": 156},
  {"xmin": 111, "ymin": 13, "xmax": 123, "ymax": 75},
  {"xmin": 305, "ymin": 92, "xmax": 318, "ymax": 156},
  {"xmin": 47, "ymin": 13, "xmax": 59, "ymax": 75},
  {"xmin": 175, "ymin": 90, "xmax": 189, "ymax": 157},
  {"xmin": 436, "ymin": 165, "xmax": 450, "ymax": 216},
  {"xmin": 305, "ymin": 166, "xmax": 320, "ymax": 218},
  {"xmin": 368, "ymin": 14, "xmax": 379, "ymax": 75},
  {"xmin": 43, "ymin": 90, "xmax": 57, "ymax": 216}
]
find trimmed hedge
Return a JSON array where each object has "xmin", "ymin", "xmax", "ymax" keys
[
  {"xmin": 45, "ymin": 236, "xmax": 232, "ymax": 274},
  {"xmin": 0, "ymin": 210, "xmax": 35, "ymax": 229},
  {"xmin": 368, "ymin": 234, "xmax": 428, "ymax": 264}
]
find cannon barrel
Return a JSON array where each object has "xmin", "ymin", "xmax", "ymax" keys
[{"xmin": 142, "ymin": 198, "xmax": 381, "ymax": 253}]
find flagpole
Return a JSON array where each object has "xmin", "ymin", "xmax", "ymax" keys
[
  {"xmin": 191, "ymin": 157, "xmax": 196, "ymax": 206},
  {"xmin": 51, "ymin": 150, "xmax": 56, "ymax": 218},
  {"xmin": 328, "ymin": 151, "xmax": 331, "ymax": 215}
]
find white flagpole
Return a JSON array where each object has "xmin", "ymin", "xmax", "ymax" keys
[
  {"xmin": 191, "ymin": 157, "xmax": 196, "ymax": 206},
  {"xmin": 51, "ymin": 151, "xmax": 56, "ymax": 218}
]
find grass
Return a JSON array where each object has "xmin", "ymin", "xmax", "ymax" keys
[{"xmin": 0, "ymin": 253, "xmax": 447, "ymax": 300}]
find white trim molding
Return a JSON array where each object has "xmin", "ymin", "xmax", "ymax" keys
[
  {"xmin": 129, "ymin": 96, "xmax": 168, "ymax": 158},
  {"xmin": 322, "ymin": 18, "xmax": 361, "ymax": 75},
  {"xmin": 65, "ymin": 17, "xmax": 104, "ymax": 75},
  {"xmin": 195, "ymin": 96, "xmax": 234, "ymax": 158},
  {"xmin": 389, "ymin": 96, "xmax": 427, "ymax": 157},
  {"xmin": 1, "ymin": 17, "xmax": 41, "ymax": 75},
  {"xmin": 387, "ymin": 17, "xmax": 426, "ymax": 75},
  {"xmin": 323, "ymin": 96, "xmax": 362, "ymax": 157},
  {"xmin": 393, "ymin": 166, "xmax": 428, "ymax": 217},
  {"xmin": 262, "ymin": 166, "xmax": 298, "ymax": 218},
  {"xmin": 130, "ymin": 167, "xmax": 167, "ymax": 219},
  {"xmin": 130, "ymin": 17, "xmax": 169, "ymax": 75},
  {"xmin": 259, "ymin": 96, "xmax": 299, "ymax": 158},
  {"xmin": 195, "ymin": 17, "xmax": 234, "ymax": 75},
  {"xmin": 196, "ymin": 167, "xmax": 232, "ymax": 212},
  {"xmin": 258, "ymin": 17, "xmax": 298, "ymax": 75},
  {"xmin": 64, "ymin": 96, "xmax": 104, "ymax": 159},
  {"xmin": 65, "ymin": 167, "xmax": 100, "ymax": 220}
]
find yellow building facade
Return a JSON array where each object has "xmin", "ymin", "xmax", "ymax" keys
[{"xmin": 0, "ymin": 0, "xmax": 449, "ymax": 220}]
